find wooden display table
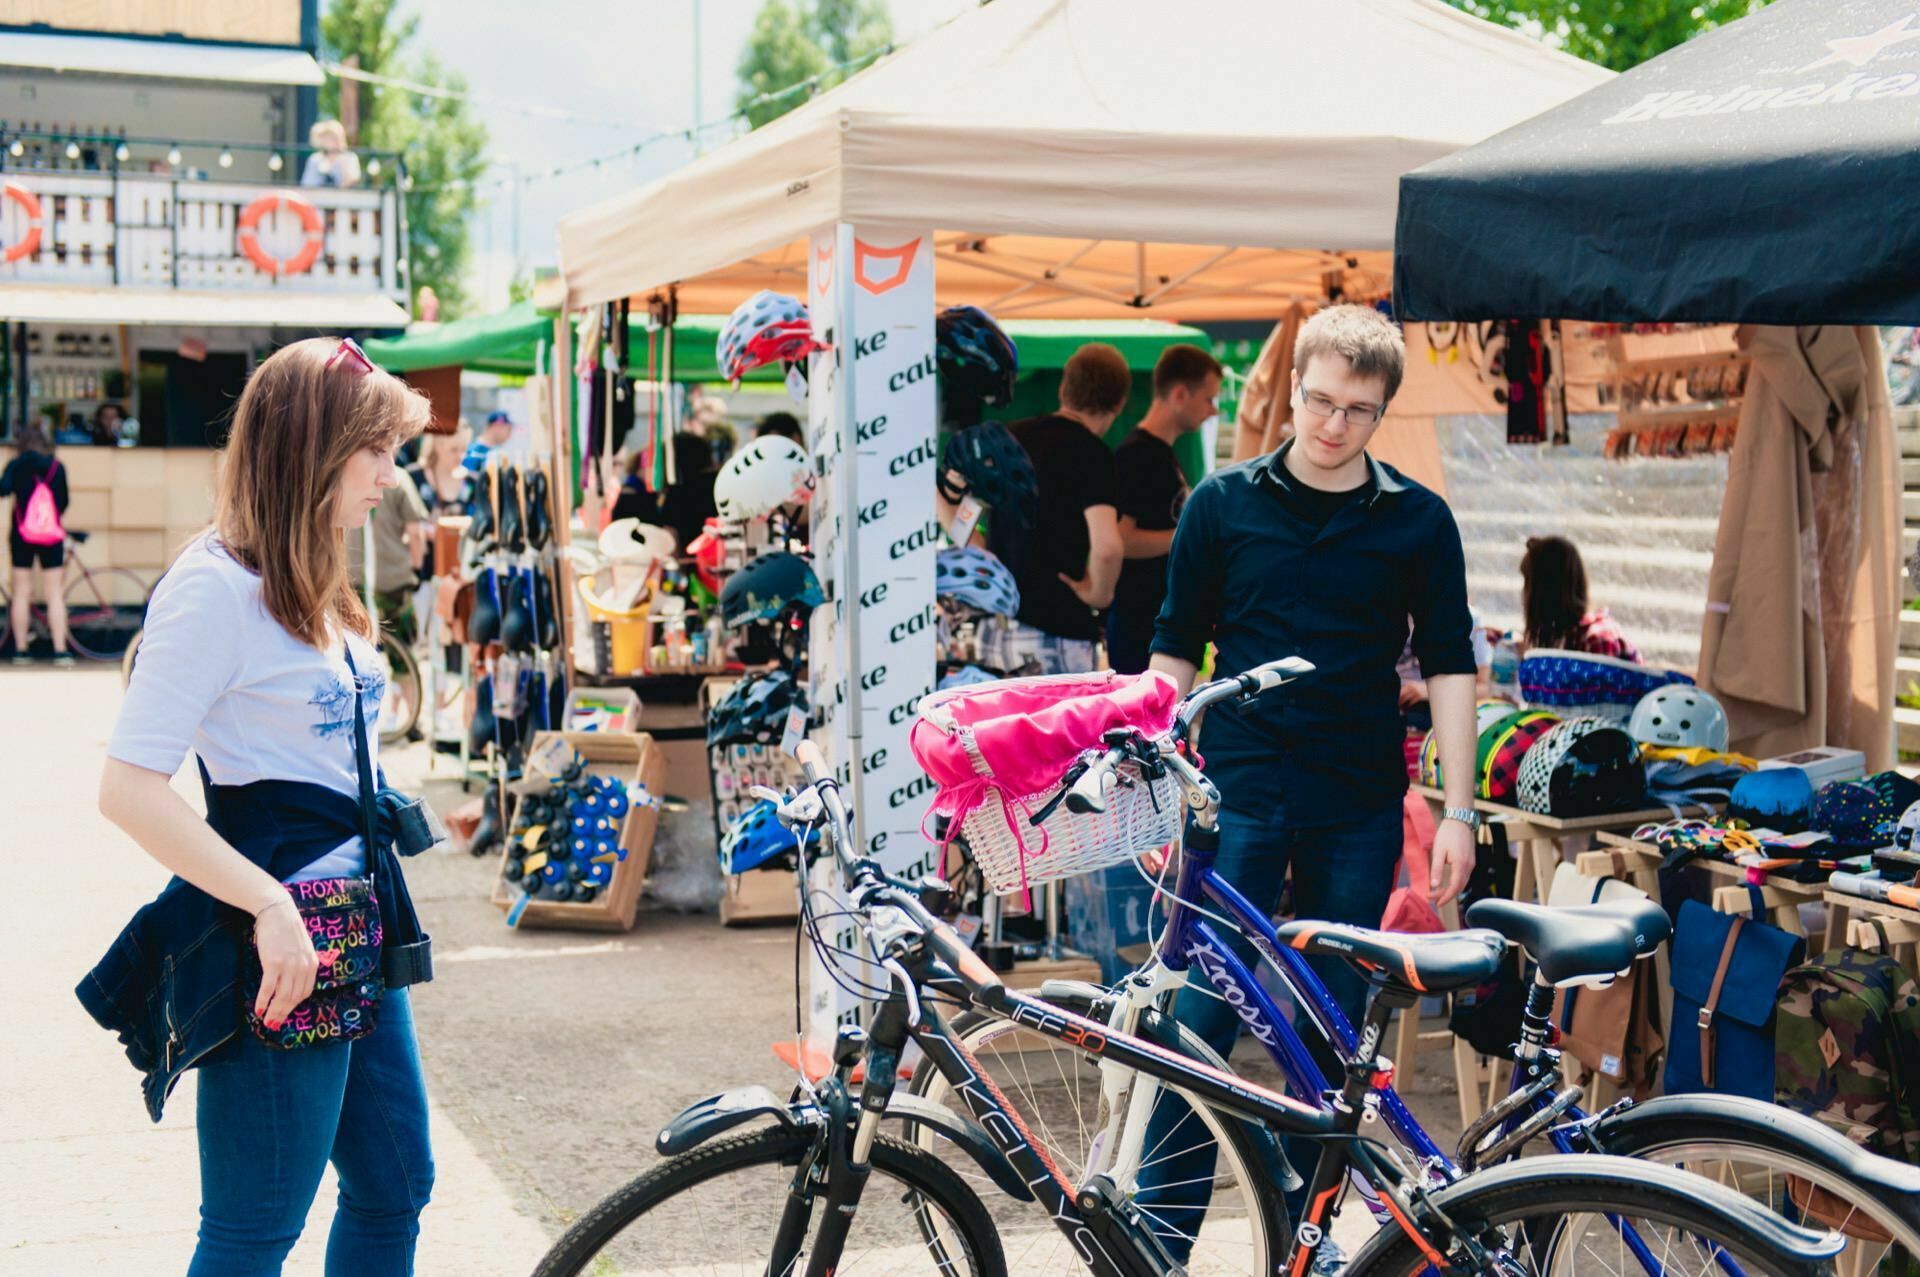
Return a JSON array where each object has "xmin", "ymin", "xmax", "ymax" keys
[
  {"xmin": 1824, "ymin": 889, "xmax": 1920, "ymax": 972},
  {"xmin": 1412, "ymin": 787, "xmax": 1716, "ymax": 905}
]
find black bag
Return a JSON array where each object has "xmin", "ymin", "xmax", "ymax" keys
[{"xmin": 1448, "ymin": 825, "xmax": 1524, "ymax": 1058}]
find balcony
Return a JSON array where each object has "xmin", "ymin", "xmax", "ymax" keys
[{"xmin": 0, "ymin": 160, "xmax": 409, "ymax": 323}]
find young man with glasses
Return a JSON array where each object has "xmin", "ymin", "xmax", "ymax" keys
[{"xmin": 1140, "ymin": 305, "xmax": 1480, "ymax": 1265}]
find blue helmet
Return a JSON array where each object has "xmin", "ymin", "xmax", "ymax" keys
[
  {"xmin": 707, "ymin": 669, "xmax": 807, "ymax": 748},
  {"xmin": 720, "ymin": 799, "xmax": 821, "ymax": 874},
  {"xmin": 936, "ymin": 306, "xmax": 1018, "ymax": 425},
  {"xmin": 720, "ymin": 551, "xmax": 825, "ymax": 630},
  {"xmin": 938, "ymin": 664, "xmax": 999, "ymax": 691},
  {"xmin": 935, "ymin": 547, "xmax": 1020, "ymax": 619},
  {"xmin": 940, "ymin": 420, "xmax": 1037, "ymax": 519}
]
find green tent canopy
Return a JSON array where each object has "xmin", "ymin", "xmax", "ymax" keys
[{"xmin": 364, "ymin": 304, "xmax": 1208, "ymax": 383}]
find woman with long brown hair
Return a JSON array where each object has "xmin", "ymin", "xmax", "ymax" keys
[
  {"xmin": 1519, "ymin": 534, "xmax": 1642, "ymax": 661},
  {"xmin": 80, "ymin": 338, "xmax": 437, "ymax": 1275},
  {"xmin": 3, "ymin": 421, "xmax": 73, "ymax": 665}
]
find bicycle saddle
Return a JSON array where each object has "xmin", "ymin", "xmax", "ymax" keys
[
  {"xmin": 1465, "ymin": 898, "xmax": 1661, "ymax": 987},
  {"xmin": 1274, "ymin": 921, "xmax": 1505, "ymax": 994},
  {"xmin": 68, "ymin": 528, "xmax": 90, "ymax": 543}
]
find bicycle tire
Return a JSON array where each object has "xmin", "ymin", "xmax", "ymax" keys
[
  {"xmin": 63, "ymin": 567, "xmax": 149, "ymax": 661},
  {"xmin": 531, "ymin": 1125, "xmax": 1007, "ymax": 1277},
  {"xmin": 377, "ymin": 633, "xmax": 422, "ymax": 746},
  {"xmin": 1344, "ymin": 1154, "xmax": 1837, "ymax": 1277},
  {"xmin": 909, "ymin": 986, "xmax": 1289, "ymax": 1275},
  {"xmin": 1606, "ymin": 1128, "xmax": 1920, "ymax": 1273}
]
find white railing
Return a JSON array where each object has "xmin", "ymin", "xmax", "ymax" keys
[{"xmin": 0, "ymin": 171, "xmax": 405, "ymax": 298}]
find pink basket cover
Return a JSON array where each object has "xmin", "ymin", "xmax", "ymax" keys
[{"xmin": 910, "ymin": 670, "xmax": 1180, "ymax": 838}]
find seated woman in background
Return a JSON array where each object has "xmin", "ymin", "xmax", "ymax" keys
[{"xmin": 1520, "ymin": 534, "xmax": 1641, "ymax": 662}]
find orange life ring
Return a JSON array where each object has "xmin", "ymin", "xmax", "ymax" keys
[
  {"xmin": 2, "ymin": 182, "xmax": 43, "ymax": 264},
  {"xmin": 236, "ymin": 193, "xmax": 325, "ymax": 277}
]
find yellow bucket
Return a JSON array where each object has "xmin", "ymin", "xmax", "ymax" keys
[{"xmin": 578, "ymin": 582, "xmax": 649, "ymax": 677}]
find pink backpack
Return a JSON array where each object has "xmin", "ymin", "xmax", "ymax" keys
[{"xmin": 17, "ymin": 460, "xmax": 63, "ymax": 546}]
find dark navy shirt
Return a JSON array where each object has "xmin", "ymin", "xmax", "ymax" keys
[{"xmin": 1150, "ymin": 441, "xmax": 1475, "ymax": 825}]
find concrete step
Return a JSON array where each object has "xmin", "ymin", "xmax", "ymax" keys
[
  {"xmin": 1903, "ymin": 610, "xmax": 1920, "ymax": 653},
  {"xmin": 1899, "ymin": 655, "xmax": 1920, "ymax": 695},
  {"xmin": 1907, "ymin": 491, "xmax": 1920, "ymax": 525},
  {"xmin": 1897, "ymin": 405, "xmax": 1920, "ymax": 433},
  {"xmin": 1903, "ymin": 427, "xmax": 1920, "ymax": 460},
  {"xmin": 1905, "ymin": 458, "xmax": 1920, "ymax": 488},
  {"xmin": 1900, "ymin": 705, "xmax": 1920, "ymax": 757}
]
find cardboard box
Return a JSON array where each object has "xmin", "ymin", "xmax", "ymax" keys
[{"xmin": 490, "ymin": 731, "xmax": 665, "ymax": 932}]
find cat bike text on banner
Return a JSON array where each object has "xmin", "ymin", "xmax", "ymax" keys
[{"xmin": 801, "ymin": 224, "xmax": 940, "ymax": 1066}]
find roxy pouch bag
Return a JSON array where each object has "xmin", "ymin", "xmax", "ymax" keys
[{"xmin": 242, "ymin": 875, "xmax": 385, "ymax": 1049}]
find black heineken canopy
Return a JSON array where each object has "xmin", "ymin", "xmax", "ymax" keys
[{"xmin": 1394, "ymin": 0, "xmax": 1920, "ymax": 325}]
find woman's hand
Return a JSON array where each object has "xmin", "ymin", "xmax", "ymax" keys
[{"xmin": 252, "ymin": 895, "xmax": 318, "ymax": 1029}]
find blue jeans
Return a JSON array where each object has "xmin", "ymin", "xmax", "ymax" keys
[
  {"xmin": 189, "ymin": 988, "xmax": 434, "ymax": 1277},
  {"xmin": 1134, "ymin": 801, "xmax": 1401, "ymax": 1254}
]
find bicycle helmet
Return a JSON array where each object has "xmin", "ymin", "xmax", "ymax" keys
[
  {"xmin": 720, "ymin": 552, "xmax": 824, "ymax": 630},
  {"xmin": 1517, "ymin": 717, "xmax": 1642, "ymax": 817},
  {"xmin": 1628, "ymin": 686, "xmax": 1730, "ymax": 754},
  {"xmin": 1810, "ymin": 780, "xmax": 1890, "ymax": 852},
  {"xmin": 1893, "ymin": 799, "xmax": 1920, "ymax": 853},
  {"xmin": 1474, "ymin": 709, "xmax": 1560, "ymax": 805},
  {"xmin": 707, "ymin": 669, "xmax": 806, "ymax": 748},
  {"xmin": 720, "ymin": 799, "xmax": 821, "ymax": 874},
  {"xmin": 717, "ymin": 290, "xmax": 829, "ymax": 383},
  {"xmin": 715, "ymin": 435, "xmax": 815, "ymax": 523},
  {"xmin": 939, "ymin": 421, "xmax": 1037, "ymax": 516},
  {"xmin": 936, "ymin": 306, "xmax": 1018, "ymax": 425},
  {"xmin": 600, "ymin": 518, "xmax": 674, "ymax": 567},
  {"xmin": 1476, "ymin": 697, "xmax": 1519, "ymax": 736},
  {"xmin": 1416, "ymin": 729, "xmax": 1442, "ymax": 788},
  {"xmin": 934, "ymin": 547, "xmax": 1020, "ymax": 620},
  {"xmin": 938, "ymin": 664, "xmax": 999, "ymax": 691},
  {"xmin": 1727, "ymin": 766, "xmax": 1816, "ymax": 833}
]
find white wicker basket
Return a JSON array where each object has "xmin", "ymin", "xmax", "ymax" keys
[{"xmin": 959, "ymin": 758, "xmax": 1181, "ymax": 896}]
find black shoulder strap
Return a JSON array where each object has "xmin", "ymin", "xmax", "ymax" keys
[{"xmin": 342, "ymin": 643, "xmax": 380, "ymax": 858}]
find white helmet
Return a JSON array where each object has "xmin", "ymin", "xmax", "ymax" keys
[
  {"xmin": 1628, "ymin": 685, "xmax": 1730, "ymax": 753},
  {"xmin": 715, "ymin": 436, "xmax": 815, "ymax": 523},
  {"xmin": 599, "ymin": 518, "xmax": 673, "ymax": 567},
  {"xmin": 1895, "ymin": 799, "xmax": 1920, "ymax": 854}
]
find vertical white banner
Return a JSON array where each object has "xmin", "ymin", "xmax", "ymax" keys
[{"xmin": 802, "ymin": 224, "xmax": 940, "ymax": 1055}]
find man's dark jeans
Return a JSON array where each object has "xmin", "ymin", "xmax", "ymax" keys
[{"xmin": 1134, "ymin": 798, "xmax": 1402, "ymax": 1254}]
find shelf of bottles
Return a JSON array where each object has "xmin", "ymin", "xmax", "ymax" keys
[{"xmin": 21, "ymin": 326, "xmax": 127, "ymax": 405}]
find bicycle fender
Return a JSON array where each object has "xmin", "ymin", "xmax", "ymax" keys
[
  {"xmin": 882, "ymin": 1091, "xmax": 1035, "ymax": 1202},
  {"xmin": 656, "ymin": 1086, "xmax": 804, "ymax": 1156},
  {"xmin": 1591, "ymin": 1093, "xmax": 1920, "ymax": 1219},
  {"xmin": 1348, "ymin": 1153, "xmax": 1841, "ymax": 1273}
]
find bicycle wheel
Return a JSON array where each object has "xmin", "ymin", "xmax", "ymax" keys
[
  {"xmin": 376, "ymin": 633, "xmax": 422, "ymax": 746},
  {"xmin": 910, "ymin": 988, "xmax": 1287, "ymax": 1276},
  {"xmin": 532, "ymin": 1126, "xmax": 1006, "ymax": 1277},
  {"xmin": 1616, "ymin": 1133, "xmax": 1919, "ymax": 1275},
  {"xmin": 1345, "ymin": 1154, "xmax": 1837, "ymax": 1277},
  {"xmin": 63, "ymin": 567, "xmax": 148, "ymax": 661}
]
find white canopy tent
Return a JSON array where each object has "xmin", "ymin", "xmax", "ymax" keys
[{"xmin": 558, "ymin": 0, "xmax": 1610, "ymax": 321}]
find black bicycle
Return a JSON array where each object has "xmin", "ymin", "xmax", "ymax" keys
[{"xmin": 532, "ymin": 681, "xmax": 1841, "ymax": 1277}]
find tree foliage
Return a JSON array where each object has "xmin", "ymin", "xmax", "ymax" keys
[
  {"xmin": 1444, "ymin": 0, "xmax": 1774, "ymax": 72},
  {"xmin": 735, "ymin": 0, "xmax": 893, "ymax": 130},
  {"xmin": 319, "ymin": 0, "xmax": 489, "ymax": 317}
]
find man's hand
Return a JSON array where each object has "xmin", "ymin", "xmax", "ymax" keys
[
  {"xmin": 1058, "ymin": 571, "xmax": 1101, "ymax": 608},
  {"xmin": 1429, "ymin": 818, "xmax": 1476, "ymax": 906}
]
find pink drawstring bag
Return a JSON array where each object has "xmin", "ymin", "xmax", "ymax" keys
[
  {"xmin": 911, "ymin": 670, "xmax": 1181, "ymax": 897},
  {"xmin": 1380, "ymin": 791, "xmax": 1446, "ymax": 934}
]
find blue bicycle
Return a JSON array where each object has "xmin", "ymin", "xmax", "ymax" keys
[{"xmin": 911, "ymin": 660, "xmax": 1920, "ymax": 1275}]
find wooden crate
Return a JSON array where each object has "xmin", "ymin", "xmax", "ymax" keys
[
  {"xmin": 721, "ymin": 867, "xmax": 800, "ymax": 925},
  {"xmin": 490, "ymin": 731, "xmax": 665, "ymax": 932}
]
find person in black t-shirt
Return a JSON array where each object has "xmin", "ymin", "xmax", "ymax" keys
[
  {"xmin": 4, "ymin": 423, "xmax": 73, "ymax": 664},
  {"xmin": 982, "ymin": 343, "xmax": 1130, "ymax": 674},
  {"xmin": 1106, "ymin": 344, "xmax": 1221, "ymax": 674}
]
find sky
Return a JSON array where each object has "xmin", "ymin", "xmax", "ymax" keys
[{"xmin": 404, "ymin": 0, "xmax": 976, "ymax": 313}]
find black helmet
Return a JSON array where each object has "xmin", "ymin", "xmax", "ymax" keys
[
  {"xmin": 719, "ymin": 552, "xmax": 825, "ymax": 631},
  {"xmin": 939, "ymin": 420, "xmax": 1037, "ymax": 520},
  {"xmin": 936, "ymin": 306, "xmax": 1018, "ymax": 426},
  {"xmin": 1544, "ymin": 725, "xmax": 1644, "ymax": 818},
  {"xmin": 707, "ymin": 669, "xmax": 806, "ymax": 748}
]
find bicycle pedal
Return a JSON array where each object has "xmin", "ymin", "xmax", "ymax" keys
[{"xmin": 1074, "ymin": 1175, "xmax": 1186, "ymax": 1277}]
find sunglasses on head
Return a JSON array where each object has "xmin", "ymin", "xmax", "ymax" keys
[{"xmin": 326, "ymin": 336, "xmax": 374, "ymax": 376}]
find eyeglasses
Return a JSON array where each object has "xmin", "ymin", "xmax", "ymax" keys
[
  {"xmin": 326, "ymin": 336, "xmax": 374, "ymax": 376},
  {"xmin": 1296, "ymin": 387, "xmax": 1383, "ymax": 426}
]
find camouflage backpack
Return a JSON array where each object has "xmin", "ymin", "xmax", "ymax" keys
[{"xmin": 1774, "ymin": 944, "xmax": 1920, "ymax": 1165}]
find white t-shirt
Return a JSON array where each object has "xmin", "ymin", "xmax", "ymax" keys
[{"xmin": 109, "ymin": 535, "xmax": 385, "ymax": 880}]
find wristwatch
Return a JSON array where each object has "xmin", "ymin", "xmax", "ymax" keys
[{"xmin": 1442, "ymin": 806, "xmax": 1483, "ymax": 831}]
